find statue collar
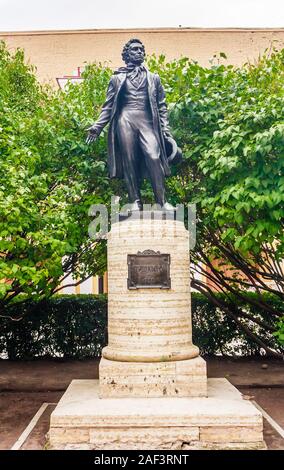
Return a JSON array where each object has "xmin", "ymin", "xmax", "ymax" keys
[{"xmin": 114, "ymin": 63, "xmax": 147, "ymax": 74}]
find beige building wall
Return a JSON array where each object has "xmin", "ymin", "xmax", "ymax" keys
[{"xmin": 1, "ymin": 28, "xmax": 284, "ymax": 85}]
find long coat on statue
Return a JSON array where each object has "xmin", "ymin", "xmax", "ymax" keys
[{"xmin": 92, "ymin": 69, "xmax": 171, "ymax": 180}]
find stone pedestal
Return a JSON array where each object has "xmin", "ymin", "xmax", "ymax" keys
[
  {"xmin": 49, "ymin": 215, "xmax": 265, "ymax": 450},
  {"xmin": 103, "ymin": 217, "xmax": 199, "ymax": 363},
  {"xmin": 49, "ymin": 379, "xmax": 265, "ymax": 450},
  {"xmin": 100, "ymin": 216, "xmax": 205, "ymax": 398},
  {"xmin": 99, "ymin": 356, "xmax": 207, "ymax": 398}
]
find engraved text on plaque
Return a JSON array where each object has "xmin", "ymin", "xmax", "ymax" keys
[{"xmin": 127, "ymin": 250, "xmax": 171, "ymax": 289}]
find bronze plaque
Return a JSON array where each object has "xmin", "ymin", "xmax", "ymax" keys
[{"xmin": 127, "ymin": 250, "xmax": 171, "ymax": 289}]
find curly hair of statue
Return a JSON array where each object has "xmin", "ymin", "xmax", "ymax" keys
[{"xmin": 121, "ymin": 38, "xmax": 146, "ymax": 63}]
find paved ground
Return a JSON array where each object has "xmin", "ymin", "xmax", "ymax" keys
[{"xmin": 0, "ymin": 357, "xmax": 283, "ymax": 450}]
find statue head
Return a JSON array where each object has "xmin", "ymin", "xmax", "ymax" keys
[{"xmin": 122, "ymin": 38, "xmax": 145, "ymax": 65}]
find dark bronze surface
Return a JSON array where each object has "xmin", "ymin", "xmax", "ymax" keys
[
  {"xmin": 127, "ymin": 249, "xmax": 171, "ymax": 289},
  {"xmin": 86, "ymin": 38, "xmax": 182, "ymax": 210}
]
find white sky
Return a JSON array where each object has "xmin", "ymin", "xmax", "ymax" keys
[{"xmin": 0, "ymin": 0, "xmax": 283, "ymax": 31}]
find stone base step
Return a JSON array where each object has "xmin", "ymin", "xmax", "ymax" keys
[
  {"xmin": 99, "ymin": 356, "xmax": 207, "ymax": 397},
  {"xmin": 48, "ymin": 378, "xmax": 266, "ymax": 450}
]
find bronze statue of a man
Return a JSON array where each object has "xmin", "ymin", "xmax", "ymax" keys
[{"xmin": 86, "ymin": 38, "xmax": 181, "ymax": 211}]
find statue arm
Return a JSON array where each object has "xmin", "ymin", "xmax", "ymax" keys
[
  {"xmin": 87, "ymin": 76, "xmax": 117, "ymax": 137},
  {"xmin": 156, "ymin": 75, "xmax": 171, "ymax": 136}
]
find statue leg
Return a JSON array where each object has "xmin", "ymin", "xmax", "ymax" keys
[
  {"xmin": 116, "ymin": 115, "xmax": 141, "ymax": 204},
  {"xmin": 139, "ymin": 124, "xmax": 166, "ymax": 207}
]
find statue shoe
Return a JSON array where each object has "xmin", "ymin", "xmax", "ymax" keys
[
  {"xmin": 129, "ymin": 199, "xmax": 143, "ymax": 211},
  {"xmin": 162, "ymin": 201, "xmax": 176, "ymax": 211}
]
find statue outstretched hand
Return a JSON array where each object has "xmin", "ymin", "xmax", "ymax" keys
[{"xmin": 86, "ymin": 126, "xmax": 99, "ymax": 144}]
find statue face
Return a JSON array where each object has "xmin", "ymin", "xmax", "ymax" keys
[{"xmin": 127, "ymin": 42, "xmax": 145, "ymax": 65}]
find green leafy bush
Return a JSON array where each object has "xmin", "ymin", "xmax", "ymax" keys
[
  {"xmin": 192, "ymin": 292, "xmax": 284, "ymax": 356},
  {"xmin": 273, "ymin": 317, "xmax": 284, "ymax": 345},
  {"xmin": 0, "ymin": 42, "xmax": 112, "ymax": 312},
  {"xmin": 147, "ymin": 51, "xmax": 284, "ymax": 355},
  {"xmin": 0, "ymin": 295, "xmax": 107, "ymax": 359}
]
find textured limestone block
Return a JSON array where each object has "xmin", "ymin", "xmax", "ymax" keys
[
  {"xmin": 49, "ymin": 379, "xmax": 265, "ymax": 450},
  {"xmin": 185, "ymin": 442, "xmax": 266, "ymax": 450},
  {"xmin": 49, "ymin": 428, "xmax": 90, "ymax": 444},
  {"xmin": 104, "ymin": 218, "xmax": 199, "ymax": 362},
  {"xmin": 64, "ymin": 444, "xmax": 92, "ymax": 450},
  {"xmin": 58, "ymin": 442, "xmax": 265, "ymax": 451},
  {"xmin": 200, "ymin": 425, "xmax": 263, "ymax": 443},
  {"xmin": 89, "ymin": 427, "xmax": 199, "ymax": 450},
  {"xmin": 99, "ymin": 356, "xmax": 207, "ymax": 397}
]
